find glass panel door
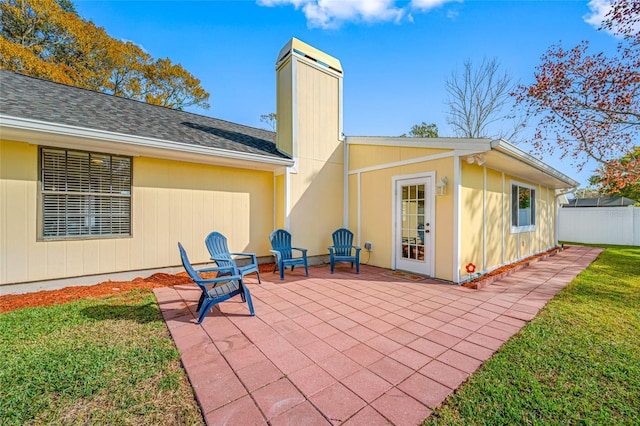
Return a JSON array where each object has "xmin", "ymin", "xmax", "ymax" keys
[{"xmin": 395, "ymin": 177, "xmax": 432, "ymax": 276}]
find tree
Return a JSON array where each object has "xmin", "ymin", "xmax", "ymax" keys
[
  {"xmin": 516, "ymin": 0, "xmax": 639, "ymax": 192},
  {"xmin": 0, "ymin": 0, "xmax": 209, "ymax": 110},
  {"xmin": 573, "ymin": 186, "xmax": 601, "ymax": 199},
  {"xmin": 400, "ymin": 122, "xmax": 438, "ymax": 138},
  {"xmin": 589, "ymin": 147, "xmax": 640, "ymax": 200},
  {"xmin": 445, "ymin": 57, "xmax": 524, "ymax": 142},
  {"xmin": 260, "ymin": 112, "xmax": 276, "ymax": 131}
]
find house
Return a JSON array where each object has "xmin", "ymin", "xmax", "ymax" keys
[
  {"xmin": 563, "ymin": 197, "xmax": 638, "ymax": 207},
  {"xmin": 0, "ymin": 38, "xmax": 578, "ymax": 292}
]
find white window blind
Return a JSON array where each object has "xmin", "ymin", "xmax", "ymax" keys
[{"xmin": 40, "ymin": 148, "xmax": 132, "ymax": 239}]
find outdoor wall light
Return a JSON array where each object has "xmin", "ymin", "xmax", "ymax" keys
[
  {"xmin": 436, "ymin": 176, "xmax": 448, "ymax": 196},
  {"xmin": 464, "ymin": 154, "xmax": 486, "ymax": 166}
]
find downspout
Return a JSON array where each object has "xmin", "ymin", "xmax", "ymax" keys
[{"xmin": 343, "ymin": 135, "xmax": 349, "ymax": 228}]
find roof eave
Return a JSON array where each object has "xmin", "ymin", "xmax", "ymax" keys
[
  {"xmin": 490, "ymin": 139, "xmax": 579, "ymax": 189},
  {"xmin": 1, "ymin": 115, "xmax": 294, "ymax": 171}
]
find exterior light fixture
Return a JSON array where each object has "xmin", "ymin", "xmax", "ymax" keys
[
  {"xmin": 464, "ymin": 154, "xmax": 486, "ymax": 166},
  {"xmin": 436, "ymin": 176, "xmax": 448, "ymax": 196}
]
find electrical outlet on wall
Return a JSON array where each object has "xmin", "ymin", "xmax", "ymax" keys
[{"xmin": 364, "ymin": 241, "xmax": 373, "ymax": 251}]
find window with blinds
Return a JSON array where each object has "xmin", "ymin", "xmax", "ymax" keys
[{"xmin": 40, "ymin": 147, "xmax": 132, "ymax": 239}]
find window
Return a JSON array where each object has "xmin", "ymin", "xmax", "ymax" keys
[
  {"xmin": 511, "ymin": 182, "xmax": 536, "ymax": 232},
  {"xmin": 39, "ymin": 147, "xmax": 132, "ymax": 239}
]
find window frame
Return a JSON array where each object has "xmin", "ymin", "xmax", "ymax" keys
[
  {"xmin": 38, "ymin": 147, "xmax": 133, "ymax": 241},
  {"xmin": 510, "ymin": 180, "xmax": 536, "ymax": 234}
]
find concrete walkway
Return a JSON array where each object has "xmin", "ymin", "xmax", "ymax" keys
[{"xmin": 154, "ymin": 246, "xmax": 602, "ymax": 425}]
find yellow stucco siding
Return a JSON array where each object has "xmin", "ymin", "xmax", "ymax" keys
[
  {"xmin": 485, "ymin": 169, "xmax": 504, "ymax": 270},
  {"xmin": 289, "ymin": 155, "xmax": 344, "ymax": 255},
  {"xmin": 0, "ymin": 139, "xmax": 275, "ymax": 285},
  {"xmin": 358, "ymin": 168, "xmax": 394, "ymax": 268},
  {"xmin": 348, "ymin": 150, "xmax": 455, "ymax": 281},
  {"xmin": 276, "ymin": 59, "xmax": 293, "ymax": 157},
  {"xmin": 349, "ymin": 145, "xmax": 449, "ymax": 171},
  {"xmin": 282, "ymin": 58, "xmax": 344, "ymax": 256},
  {"xmin": 459, "ymin": 167, "xmax": 559, "ymax": 279},
  {"xmin": 296, "ymin": 61, "xmax": 340, "ymax": 162},
  {"xmin": 460, "ymin": 162, "xmax": 484, "ymax": 277},
  {"xmin": 275, "ymin": 174, "xmax": 285, "ymax": 229}
]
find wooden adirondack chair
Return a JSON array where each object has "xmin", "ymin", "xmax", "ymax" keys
[
  {"xmin": 269, "ymin": 229, "xmax": 309, "ymax": 280},
  {"xmin": 205, "ymin": 231, "xmax": 262, "ymax": 284},
  {"xmin": 178, "ymin": 242, "xmax": 254, "ymax": 324},
  {"xmin": 328, "ymin": 228, "xmax": 361, "ymax": 274}
]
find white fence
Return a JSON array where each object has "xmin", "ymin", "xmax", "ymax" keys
[{"xmin": 558, "ymin": 206, "xmax": 640, "ymax": 246}]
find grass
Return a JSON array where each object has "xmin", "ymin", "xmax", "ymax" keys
[
  {"xmin": 425, "ymin": 244, "xmax": 640, "ymax": 425},
  {"xmin": 0, "ymin": 289, "xmax": 203, "ymax": 425}
]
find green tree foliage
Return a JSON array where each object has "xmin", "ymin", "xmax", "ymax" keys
[
  {"xmin": 590, "ymin": 147, "xmax": 640, "ymax": 201},
  {"xmin": 517, "ymin": 0, "xmax": 639, "ymax": 192},
  {"xmin": 0, "ymin": 0, "xmax": 209, "ymax": 110},
  {"xmin": 400, "ymin": 122, "xmax": 438, "ymax": 138}
]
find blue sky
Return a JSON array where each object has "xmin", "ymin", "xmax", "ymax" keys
[{"xmin": 74, "ymin": 0, "xmax": 620, "ymax": 186}]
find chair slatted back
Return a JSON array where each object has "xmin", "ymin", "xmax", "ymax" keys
[
  {"xmin": 332, "ymin": 228, "xmax": 354, "ymax": 256},
  {"xmin": 178, "ymin": 242, "xmax": 206, "ymax": 291},
  {"xmin": 205, "ymin": 232, "xmax": 234, "ymax": 269},
  {"xmin": 270, "ymin": 229, "xmax": 293, "ymax": 260}
]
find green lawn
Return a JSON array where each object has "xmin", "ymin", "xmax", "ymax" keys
[
  {"xmin": 0, "ymin": 289, "xmax": 203, "ymax": 425},
  {"xmin": 425, "ymin": 244, "xmax": 640, "ymax": 425}
]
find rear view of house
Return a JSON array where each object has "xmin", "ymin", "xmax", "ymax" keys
[{"xmin": 0, "ymin": 38, "xmax": 577, "ymax": 293}]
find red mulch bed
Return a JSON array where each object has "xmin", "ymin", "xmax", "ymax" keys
[
  {"xmin": 0, "ymin": 263, "xmax": 277, "ymax": 314},
  {"xmin": 1, "ymin": 249, "xmax": 562, "ymax": 313},
  {"xmin": 462, "ymin": 246, "xmax": 564, "ymax": 289}
]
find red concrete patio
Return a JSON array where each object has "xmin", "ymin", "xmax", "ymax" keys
[{"xmin": 154, "ymin": 245, "xmax": 602, "ymax": 425}]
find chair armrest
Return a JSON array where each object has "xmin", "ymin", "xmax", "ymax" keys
[
  {"xmin": 230, "ymin": 252, "xmax": 258, "ymax": 261},
  {"xmin": 291, "ymin": 247, "xmax": 308, "ymax": 254},
  {"xmin": 269, "ymin": 249, "xmax": 283, "ymax": 261},
  {"xmin": 329, "ymin": 245, "xmax": 360, "ymax": 254},
  {"xmin": 196, "ymin": 265, "xmax": 237, "ymax": 274},
  {"xmin": 196, "ymin": 273, "xmax": 242, "ymax": 285}
]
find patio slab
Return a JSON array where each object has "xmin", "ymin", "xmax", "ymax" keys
[{"xmin": 155, "ymin": 245, "xmax": 602, "ymax": 425}]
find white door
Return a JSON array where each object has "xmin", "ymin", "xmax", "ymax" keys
[{"xmin": 394, "ymin": 177, "xmax": 433, "ymax": 276}]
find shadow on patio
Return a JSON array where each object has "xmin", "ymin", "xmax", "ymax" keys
[{"xmin": 154, "ymin": 246, "xmax": 602, "ymax": 425}]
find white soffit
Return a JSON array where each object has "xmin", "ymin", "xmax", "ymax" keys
[
  {"xmin": 486, "ymin": 140, "xmax": 578, "ymax": 189},
  {"xmin": 346, "ymin": 136, "xmax": 577, "ymax": 189}
]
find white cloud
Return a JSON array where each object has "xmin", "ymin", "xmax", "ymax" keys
[
  {"xmin": 583, "ymin": 0, "xmax": 612, "ymax": 30},
  {"xmin": 257, "ymin": 0, "xmax": 459, "ymax": 29},
  {"xmin": 411, "ymin": 0, "xmax": 460, "ymax": 11}
]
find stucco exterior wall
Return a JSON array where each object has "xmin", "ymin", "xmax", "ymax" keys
[
  {"xmin": 348, "ymin": 144, "xmax": 455, "ymax": 281},
  {"xmin": 278, "ymin": 54, "xmax": 344, "ymax": 255},
  {"xmin": 0, "ymin": 139, "xmax": 275, "ymax": 286},
  {"xmin": 459, "ymin": 161, "xmax": 559, "ymax": 279},
  {"xmin": 274, "ymin": 173, "xmax": 285, "ymax": 230},
  {"xmin": 349, "ymin": 145, "xmax": 449, "ymax": 171},
  {"xmin": 276, "ymin": 59, "xmax": 293, "ymax": 157}
]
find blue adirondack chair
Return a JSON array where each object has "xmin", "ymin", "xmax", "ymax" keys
[
  {"xmin": 328, "ymin": 228, "xmax": 361, "ymax": 274},
  {"xmin": 178, "ymin": 242, "xmax": 254, "ymax": 324},
  {"xmin": 269, "ymin": 229, "xmax": 309, "ymax": 280},
  {"xmin": 205, "ymin": 231, "xmax": 262, "ymax": 284}
]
